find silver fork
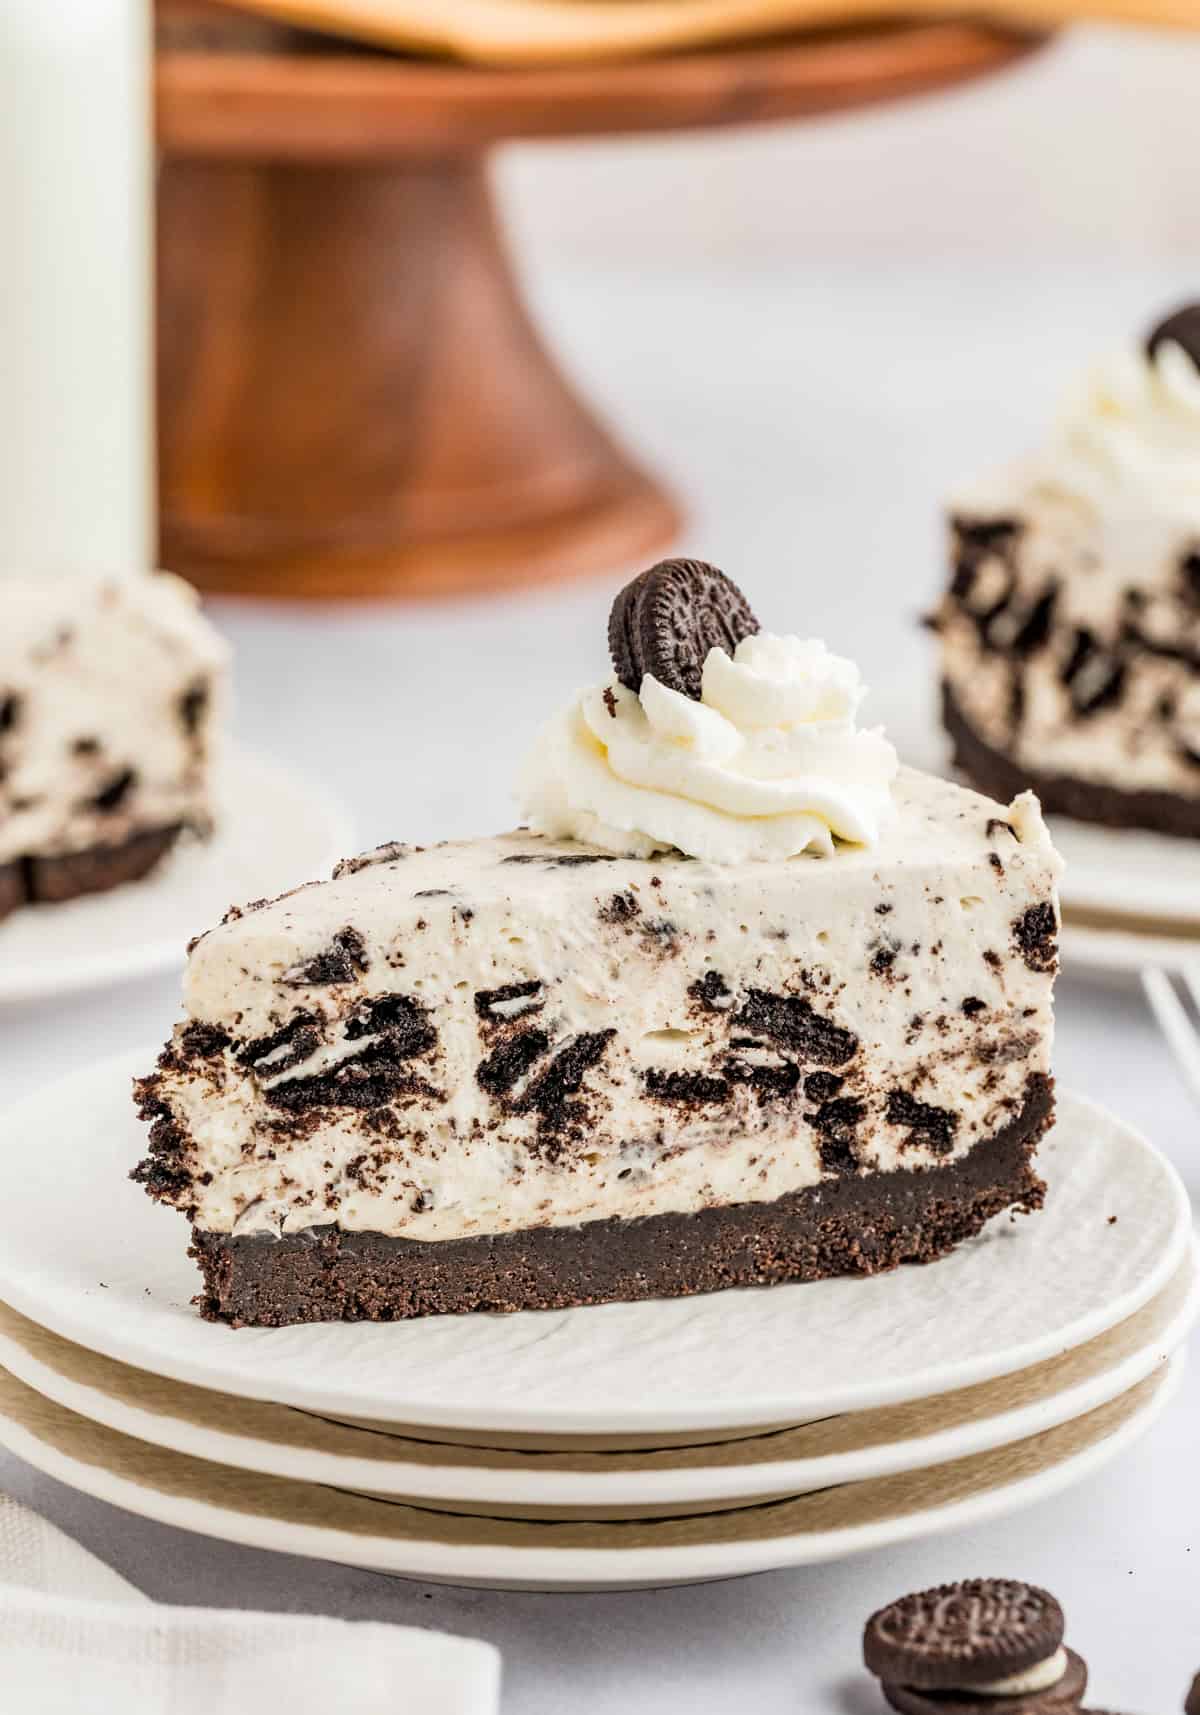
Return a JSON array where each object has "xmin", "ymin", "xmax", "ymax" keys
[{"xmin": 1142, "ymin": 966, "xmax": 1200, "ymax": 1108}]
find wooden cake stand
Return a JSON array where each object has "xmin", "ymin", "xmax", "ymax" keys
[{"xmin": 156, "ymin": 16, "xmax": 1046, "ymax": 601}]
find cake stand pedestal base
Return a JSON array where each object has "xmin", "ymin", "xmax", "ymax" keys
[
  {"xmin": 155, "ymin": 17, "xmax": 1046, "ymax": 601},
  {"xmin": 158, "ymin": 155, "xmax": 677, "ymax": 600}
]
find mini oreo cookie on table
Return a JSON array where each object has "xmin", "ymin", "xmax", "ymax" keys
[{"xmin": 863, "ymin": 1579, "xmax": 1088, "ymax": 1714}]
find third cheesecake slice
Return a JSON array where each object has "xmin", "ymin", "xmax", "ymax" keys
[{"xmin": 135, "ymin": 560, "xmax": 1063, "ymax": 1325}]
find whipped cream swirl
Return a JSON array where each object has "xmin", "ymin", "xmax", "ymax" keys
[
  {"xmin": 1043, "ymin": 337, "xmax": 1200, "ymax": 515},
  {"xmin": 519, "ymin": 633, "xmax": 899, "ymax": 864}
]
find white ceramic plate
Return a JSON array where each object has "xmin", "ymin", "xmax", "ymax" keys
[
  {"xmin": 886, "ymin": 700, "xmax": 1200, "ymax": 935},
  {"xmin": 0, "ymin": 1063, "xmax": 1188, "ymax": 1441},
  {"xmin": 0, "ymin": 749, "xmax": 354, "ymax": 1004},
  {"xmin": 1060, "ymin": 918, "xmax": 1200, "ymax": 978},
  {"xmin": 0, "ymin": 1249, "xmax": 1190, "ymax": 1520},
  {"xmin": 1049, "ymin": 822, "xmax": 1200, "ymax": 928},
  {"xmin": 0, "ymin": 1358, "xmax": 1178, "ymax": 1590}
]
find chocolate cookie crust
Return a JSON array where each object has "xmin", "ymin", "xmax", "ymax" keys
[
  {"xmin": 188, "ymin": 1076, "xmax": 1051, "ymax": 1327},
  {"xmin": 0, "ymin": 823, "xmax": 185, "ymax": 922},
  {"xmin": 943, "ymin": 683, "xmax": 1200, "ymax": 839}
]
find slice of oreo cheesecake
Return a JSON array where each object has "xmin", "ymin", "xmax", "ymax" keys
[
  {"xmin": 933, "ymin": 302, "xmax": 1200, "ymax": 838},
  {"xmin": 0, "ymin": 573, "xmax": 227, "ymax": 918},
  {"xmin": 134, "ymin": 561, "xmax": 1062, "ymax": 1326}
]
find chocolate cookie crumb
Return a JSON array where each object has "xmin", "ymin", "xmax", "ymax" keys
[
  {"xmin": 599, "ymin": 891, "xmax": 640, "ymax": 925},
  {"xmin": 332, "ymin": 841, "xmax": 413, "ymax": 879},
  {"xmin": 886, "ymin": 1089, "xmax": 958, "ymax": 1154},
  {"xmin": 1014, "ymin": 902, "xmax": 1059, "ymax": 973},
  {"xmin": 689, "ymin": 971, "xmax": 732, "ymax": 1011},
  {"xmin": 735, "ymin": 989, "xmax": 858, "ymax": 1065},
  {"xmin": 475, "ymin": 980, "xmax": 543, "ymax": 1021},
  {"xmin": 282, "ymin": 928, "xmax": 369, "ymax": 986},
  {"xmin": 91, "ymin": 767, "xmax": 137, "ymax": 812}
]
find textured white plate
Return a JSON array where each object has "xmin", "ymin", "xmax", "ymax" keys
[
  {"xmin": 1049, "ymin": 821, "xmax": 1200, "ymax": 927},
  {"xmin": 1060, "ymin": 917, "xmax": 1200, "ymax": 978},
  {"xmin": 0, "ymin": 1358, "xmax": 1178, "ymax": 1590},
  {"xmin": 0, "ymin": 1062, "xmax": 1188, "ymax": 1440},
  {"xmin": 0, "ymin": 749, "xmax": 353, "ymax": 1003},
  {"xmin": 0, "ymin": 1250, "xmax": 1190, "ymax": 1519}
]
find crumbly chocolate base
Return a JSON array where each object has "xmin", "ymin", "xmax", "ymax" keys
[
  {"xmin": 943, "ymin": 682, "xmax": 1200, "ymax": 839},
  {"xmin": 190, "ymin": 1076, "xmax": 1053, "ymax": 1327},
  {"xmin": 0, "ymin": 824, "xmax": 184, "ymax": 923}
]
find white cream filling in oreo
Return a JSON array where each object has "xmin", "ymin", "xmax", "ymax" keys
[{"xmin": 954, "ymin": 1646, "xmax": 1069, "ymax": 1698}]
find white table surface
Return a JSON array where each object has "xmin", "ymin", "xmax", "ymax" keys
[{"xmin": 2, "ymin": 257, "xmax": 1199, "ymax": 1714}]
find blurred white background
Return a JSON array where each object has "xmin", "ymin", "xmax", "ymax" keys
[{"xmin": 504, "ymin": 29, "xmax": 1200, "ymax": 263}]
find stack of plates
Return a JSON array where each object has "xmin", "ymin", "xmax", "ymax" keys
[
  {"xmin": 0, "ymin": 1059, "xmax": 1192, "ymax": 1590},
  {"xmin": 887, "ymin": 706, "xmax": 1200, "ymax": 976},
  {"xmin": 1050, "ymin": 816, "xmax": 1200, "ymax": 974}
]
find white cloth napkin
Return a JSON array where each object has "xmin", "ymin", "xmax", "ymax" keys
[{"xmin": 0, "ymin": 1492, "xmax": 500, "ymax": 1715}]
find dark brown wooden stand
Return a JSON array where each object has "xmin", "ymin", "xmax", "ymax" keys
[{"xmin": 156, "ymin": 19, "xmax": 1046, "ymax": 601}]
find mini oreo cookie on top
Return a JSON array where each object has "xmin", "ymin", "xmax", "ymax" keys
[
  {"xmin": 1146, "ymin": 302, "xmax": 1200, "ymax": 369},
  {"xmin": 863, "ymin": 1579, "xmax": 1087, "ymax": 1715},
  {"xmin": 607, "ymin": 558, "xmax": 760, "ymax": 702}
]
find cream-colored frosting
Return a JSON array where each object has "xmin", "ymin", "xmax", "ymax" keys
[
  {"xmin": 519, "ymin": 634, "xmax": 899, "ymax": 864},
  {"xmin": 962, "ymin": 1646, "xmax": 1068, "ymax": 1697},
  {"xmin": 1042, "ymin": 338, "xmax": 1200, "ymax": 518}
]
